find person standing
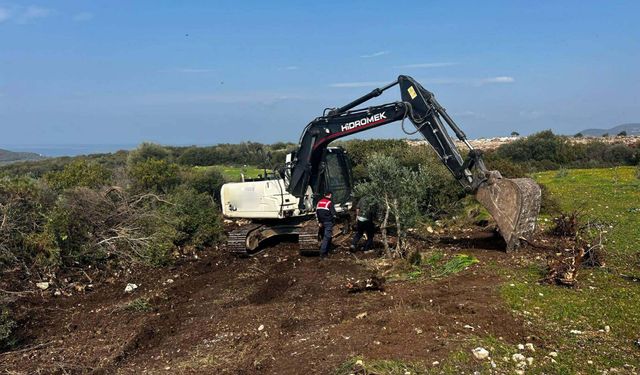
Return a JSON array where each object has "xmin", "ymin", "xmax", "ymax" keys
[
  {"xmin": 316, "ymin": 191, "xmax": 336, "ymax": 258},
  {"xmin": 350, "ymin": 196, "xmax": 377, "ymax": 252}
]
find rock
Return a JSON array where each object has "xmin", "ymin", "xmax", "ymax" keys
[
  {"xmin": 527, "ymin": 357, "xmax": 534, "ymax": 365},
  {"xmin": 166, "ymin": 279, "xmax": 174, "ymax": 284},
  {"xmin": 258, "ymin": 324, "xmax": 264, "ymax": 331},
  {"xmin": 432, "ymin": 361, "xmax": 439, "ymax": 366},
  {"xmin": 490, "ymin": 360, "xmax": 496, "ymax": 368},
  {"xmin": 525, "ymin": 343, "xmax": 535, "ymax": 352},
  {"xmin": 570, "ymin": 329, "xmax": 583, "ymax": 334},
  {"xmin": 549, "ymin": 351, "xmax": 558, "ymax": 357},
  {"xmin": 36, "ymin": 282, "xmax": 49, "ymax": 290},
  {"xmin": 604, "ymin": 325, "xmax": 611, "ymax": 333},
  {"xmin": 124, "ymin": 283, "xmax": 138, "ymax": 293},
  {"xmin": 472, "ymin": 347, "xmax": 489, "ymax": 360},
  {"xmin": 426, "ymin": 226, "xmax": 434, "ymax": 233},
  {"xmin": 356, "ymin": 312, "xmax": 368, "ymax": 319},
  {"xmin": 517, "ymin": 343, "xmax": 525, "ymax": 350},
  {"xmin": 414, "ymin": 328, "xmax": 423, "ymax": 335},
  {"xmin": 355, "ymin": 359, "xmax": 364, "ymax": 366},
  {"xmin": 512, "ymin": 353, "xmax": 526, "ymax": 362},
  {"xmin": 463, "ymin": 324, "xmax": 474, "ymax": 330},
  {"xmin": 515, "ymin": 370, "xmax": 525, "ymax": 375}
]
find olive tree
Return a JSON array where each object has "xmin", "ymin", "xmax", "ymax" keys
[{"xmin": 354, "ymin": 154, "xmax": 420, "ymax": 257}]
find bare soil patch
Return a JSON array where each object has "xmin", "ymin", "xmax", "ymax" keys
[{"xmin": 1, "ymin": 231, "xmax": 542, "ymax": 374}]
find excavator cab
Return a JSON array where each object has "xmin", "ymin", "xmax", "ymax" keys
[{"xmin": 315, "ymin": 147, "xmax": 353, "ymax": 212}]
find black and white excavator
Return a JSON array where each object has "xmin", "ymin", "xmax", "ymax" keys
[{"xmin": 221, "ymin": 75, "xmax": 541, "ymax": 256}]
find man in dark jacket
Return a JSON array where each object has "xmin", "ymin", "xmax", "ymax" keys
[
  {"xmin": 350, "ymin": 196, "xmax": 377, "ymax": 252},
  {"xmin": 316, "ymin": 191, "xmax": 336, "ymax": 258}
]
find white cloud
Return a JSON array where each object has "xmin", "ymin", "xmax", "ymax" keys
[
  {"xmin": 397, "ymin": 62, "xmax": 458, "ymax": 69},
  {"xmin": 480, "ymin": 76, "xmax": 515, "ymax": 84},
  {"xmin": 73, "ymin": 12, "xmax": 93, "ymax": 22},
  {"xmin": 329, "ymin": 81, "xmax": 388, "ymax": 88},
  {"xmin": 16, "ymin": 5, "xmax": 53, "ymax": 23},
  {"xmin": 360, "ymin": 50, "xmax": 390, "ymax": 58},
  {"xmin": 0, "ymin": 8, "xmax": 11, "ymax": 23}
]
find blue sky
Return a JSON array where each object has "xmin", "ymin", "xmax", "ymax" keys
[{"xmin": 1, "ymin": 1, "xmax": 639, "ymax": 149}]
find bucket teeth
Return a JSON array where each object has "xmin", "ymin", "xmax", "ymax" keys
[{"xmin": 475, "ymin": 173, "xmax": 541, "ymax": 251}]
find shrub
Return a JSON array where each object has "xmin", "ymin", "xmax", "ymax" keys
[
  {"xmin": 496, "ymin": 130, "xmax": 572, "ymax": 164},
  {"xmin": 183, "ymin": 168, "xmax": 225, "ymax": 198},
  {"xmin": 0, "ymin": 178, "xmax": 56, "ymax": 270},
  {"xmin": 44, "ymin": 159, "xmax": 112, "ymax": 190},
  {"xmin": 414, "ymin": 162, "xmax": 464, "ymax": 220},
  {"xmin": 165, "ymin": 187, "xmax": 224, "ymax": 249},
  {"xmin": 127, "ymin": 143, "xmax": 172, "ymax": 165},
  {"xmin": 128, "ymin": 159, "xmax": 181, "ymax": 194},
  {"xmin": 0, "ymin": 306, "xmax": 17, "ymax": 349}
]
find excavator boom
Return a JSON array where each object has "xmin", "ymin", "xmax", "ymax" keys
[{"xmin": 287, "ymin": 75, "xmax": 541, "ymax": 251}]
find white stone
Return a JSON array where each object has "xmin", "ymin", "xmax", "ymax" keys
[
  {"xmin": 472, "ymin": 347, "xmax": 490, "ymax": 360},
  {"xmin": 515, "ymin": 370, "xmax": 525, "ymax": 375},
  {"xmin": 356, "ymin": 312, "xmax": 368, "ymax": 319},
  {"xmin": 570, "ymin": 329, "xmax": 582, "ymax": 334},
  {"xmin": 549, "ymin": 351, "xmax": 558, "ymax": 357},
  {"xmin": 512, "ymin": 353, "xmax": 526, "ymax": 362},
  {"xmin": 166, "ymin": 278, "xmax": 174, "ymax": 284},
  {"xmin": 36, "ymin": 282, "xmax": 49, "ymax": 290},
  {"xmin": 527, "ymin": 357, "xmax": 534, "ymax": 365},
  {"xmin": 525, "ymin": 343, "xmax": 535, "ymax": 352},
  {"xmin": 604, "ymin": 325, "xmax": 611, "ymax": 333},
  {"xmin": 517, "ymin": 344, "xmax": 525, "ymax": 350},
  {"xmin": 124, "ymin": 283, "xmax": 138, "ymax": 293},
  {"xmin": 258, "ymin": 324, "xmax": 264, "ymax": 331},
  {"xmin": 432, "ymin": 361, "xmax": 439, "ymax": 366}
]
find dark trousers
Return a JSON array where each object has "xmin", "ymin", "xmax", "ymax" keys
[
  {"xmin": 352, "ymin": 220, "xmax": 375, "ymax": 251},
  {"xmin": 319, "ymin": 221, "xmax": 333, "ymax": 256}
]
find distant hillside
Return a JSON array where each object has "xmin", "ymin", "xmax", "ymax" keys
[
  {"xmin": 579, "ymin": 123, "xmax": 640, "ymax": 137},
  {"xmin": 0, "ymin": 149, "xmax": 45, "ymax": 164}
]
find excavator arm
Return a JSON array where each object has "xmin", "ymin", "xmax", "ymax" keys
[{"xmin": 286, "ymin": 75, "xmax": 541, "ymax": 251}]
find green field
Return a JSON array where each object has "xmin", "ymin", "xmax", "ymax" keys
[
  {"xmin": 195, "ymin": 165, "xmax": 265, "ymax": 181},
  {"xmin": 500, "ymin": 166, "xmax": 640, "ymax": 373}
]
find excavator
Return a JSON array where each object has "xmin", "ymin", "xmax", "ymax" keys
[{"xmin": 221, "ymin": 75, "xmax": 541, "ymax": 256}]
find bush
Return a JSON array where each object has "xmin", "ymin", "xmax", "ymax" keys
[
  {"xmin": 128, "ymin": 159, "xmax": 181, "ymax": 194},
  {"xmin": 44, "ymin": 159, "xmax": 112, "ymax": 190},
  {"xmin": 0, "ymin": 306, "xmax": 17, "ymax": 349},
  {"xmin": 414, "ymin": 162, "xmax": 464, "ymax": 220},
  {"xmin": 496, "ymin": 130, "xmax": 572, "ymax": 164},
  {"xmin": 0, "ymin": 178, "xmax": 56, "ymax": 270},
  {"xmin": 164, "ymin": 187, "xmax": 224, "ymax": 249},
  {"xmin": 183, "ymin": 168, "xmax": 225, "ymax": 198},
  {"xmin": 127, "ymin": 143, "xmax": 172, "ymax": 165}
]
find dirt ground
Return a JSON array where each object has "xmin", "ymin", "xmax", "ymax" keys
[{"xmin": 1, "ymin": 232, "xmax": 541, "ymax": 374}]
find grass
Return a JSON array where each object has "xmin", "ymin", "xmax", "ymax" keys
[
  {"xmin": 499, "ymin": 166, "xmax": 640, "ymax": 373},
  {"xmin": 388, "ymin": 252, "xmax": 479, "ymax": 282},
  {"xmin": 124, "ymin": 297, "xmax": 153, "ymax": 312},
  {"xmin": 335, "ymin": 356, "xmax": 427, "ymax": 375},
  {"xmin": 338, "ymin": 167, "xmax": 640, "ymax": 374}
]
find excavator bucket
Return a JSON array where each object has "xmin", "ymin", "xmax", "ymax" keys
[{"xmin": 474, "ymin": 172, "xmax": 541, "ymax": 252}]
